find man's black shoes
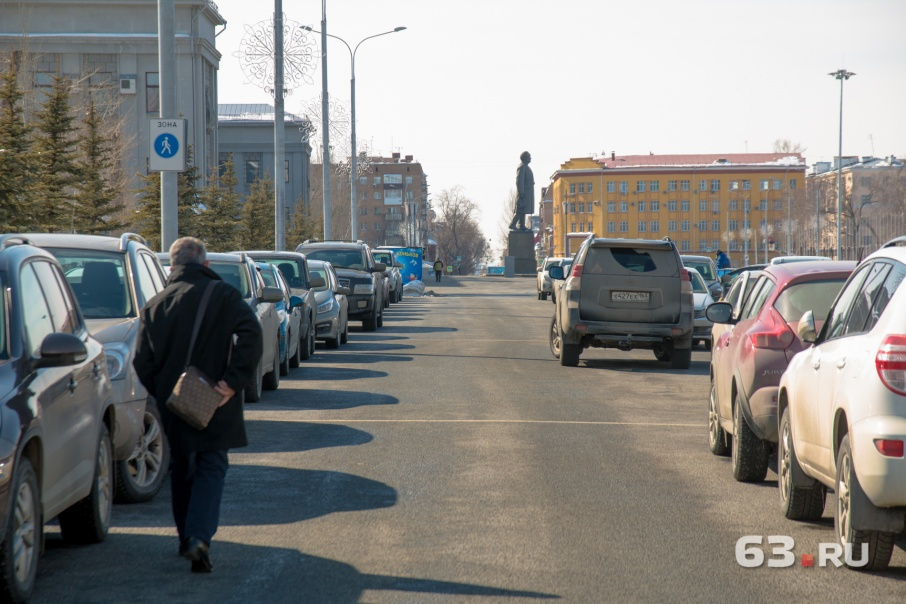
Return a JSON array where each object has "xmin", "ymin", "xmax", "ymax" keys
[{"xmin": 182, "ymin": 537, "xmax": 213, "ymax": 573}]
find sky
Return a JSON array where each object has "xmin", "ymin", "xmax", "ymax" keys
[{"xmin": 212, "ymin": 0, "xmax": 906, "ymax": 245}]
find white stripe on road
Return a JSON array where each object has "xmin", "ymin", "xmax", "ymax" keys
[{"xmin": 245, "ymin": 416, "xmax": 702, "ymax": 427}]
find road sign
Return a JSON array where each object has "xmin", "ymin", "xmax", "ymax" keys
[{"xmin": 149, "ymin": 119, "xmax": 186, "ymax": 171}]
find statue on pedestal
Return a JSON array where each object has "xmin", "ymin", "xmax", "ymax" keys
[{"xmin": 508, "ymin": 151, "xmax": 534, "ymax": 231}]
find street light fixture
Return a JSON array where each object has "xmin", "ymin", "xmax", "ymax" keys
[
  {"xmin": 829, "ymin": 68, "xmax": 855, "ymax": 260},
  {"xmin": 304, "ymin": 25, "xmax": 406, "ymax": 240}
]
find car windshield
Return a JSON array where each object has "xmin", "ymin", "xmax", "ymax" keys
[
  {"xmin": 209, "ymin": 262, "xmax": 251, "ymax": 298},
  {"xmin": 52, "ymin": 250, "xmax": 133, "ymax": 318},
  {"xmin": 690, "ymin": 271, "xmax": 708, "ymax": 293},
  {"xmin": 684, "ymin": 260, "xmax": 716, "ymax": 281},
  {"xmin": 305, "ymin": 249, "xmax": 366, "ymax": 270},
  {"xmin": 309, "ymin": 267, "xmax": 331, "ymax": 291},
  {"xmin": 773, "ymin": 278, "xmax": 849, "ymax": 323},
  {"xmin": 257, "ymin": 264, "xmax": 278, "ymax": 288}
]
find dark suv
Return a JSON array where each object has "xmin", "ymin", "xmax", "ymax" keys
[
  {"xmin": 6, "ymin": 233, "xmax": 170, "ymax": 503},
  {"xmin": 0, "ymin": 240, "xmax": 114, "ymax": 602},
  {"xmin": 549, "ymin": 237, "xmax": 694, "ymax": 368},
  {"xmin": 295, "ymin": 241, "xmax": 386, "ymax": 331}
]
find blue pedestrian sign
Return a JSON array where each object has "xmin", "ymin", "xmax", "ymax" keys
[{"xmin": 149, "ymin": 119, "xmax": 186, "ymax": 171}]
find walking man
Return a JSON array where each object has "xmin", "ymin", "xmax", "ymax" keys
[
  {"xmin": 134, "ymin": 237, "xmax": 262, "ymax": 573},
  {"xmin": 433, "ymin": 258, "xmax": 444, "ymax": 282}
]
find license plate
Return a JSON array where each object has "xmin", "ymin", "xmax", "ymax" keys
[{"xmin": 611, "ymin": 291, "xmax": 649, "ymax": 303}]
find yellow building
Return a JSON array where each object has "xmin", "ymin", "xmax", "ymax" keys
[{"xmin": 549, "ymin": 153, "xmax": 807, "ymax": 266}]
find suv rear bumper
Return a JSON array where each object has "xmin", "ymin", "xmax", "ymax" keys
[{"xmin": 563, "ymin": 308, "xmax": 693, "ymax": 349}]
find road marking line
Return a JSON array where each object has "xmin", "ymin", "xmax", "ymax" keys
[{"xmin": 244, "ymin": 416, "xmax": 702, "ymax": 427}]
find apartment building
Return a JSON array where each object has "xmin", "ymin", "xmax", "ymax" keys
[{"xmin": 549, "ymin": 153, "xmax": 807, "ymax": 266}]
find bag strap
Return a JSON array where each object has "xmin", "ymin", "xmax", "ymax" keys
[{"xmin": 184, "ymin": 281, "xmax": 217, "ymax": 369}]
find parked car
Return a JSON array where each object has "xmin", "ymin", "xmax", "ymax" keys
[
  {"xmin": 371, "ymin": 249, "xmax": 404, "ymax": 304},
  {"xmin": 770, "ymin": 255, "xmax": 831, "ymax": 265},
  {"xmin": 550, "ymin": 258, "xmax": 572, "ymax": 304},
  {"xmin": 308, "ymin": 260, "xmax": 350, "ymax": 348},
  {"xmin": 243, "ymin": 250, "xmax": 320, "ymax": 362},
  {"xmin": 718, "ymin": 264, "xmax": 767, "ymax": 298},
  {"xmin": 257, "ymin": 262, "xmax": 304, "ymax": 375},
  {"xmin": 681, "ymin": 254, "xmax": 722, "ymax": 301},
  {"xmin": 295, "ymin": 240, "xmax": 386, "ymax": 331},
  {"xmin": 5, "ymin": 233, "xmax": 170, "ymax": 503},
  {"xmin": 537, "ymin": 256, "xmax": 568, "ymax": 301},
  {"xmin": 0, "ymin": 240, "xmax": 114, "ymax": 602},
  {"xmin": 706, "ymin": 261, "xmax": 856, "ymax": 483},
  {"xmin": 777, "ymin": 238, "xmax": 906, "ymax": 570},
  {"xmin": 711, "ymin": 268, "xmax": 763, "ymax": 355},
  {"xmin": 205, "ymin": 252, "xmax": 283, "ymax": 402},
  {"xmin": 687, "ymin": 267, "xmax": 715, "ymax": 349},
  {"xmin": 549, "ymin": 238, "xmax": 694, "ymax": 368}
]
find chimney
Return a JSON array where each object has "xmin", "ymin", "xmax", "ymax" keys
[
  {"xmin": 611, "ymin": 151, "xmax": 615, "ymax": 161},
  {"xmin": 404, "ymin": 155, "xmax": 413, "ymax": 163},
  {"xmin": 392, "ymin": 152, "xmax": 401, "ymax": 160}
]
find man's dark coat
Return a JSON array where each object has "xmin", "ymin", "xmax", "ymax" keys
[{"xmin": 133, "ymin": 262, "xmax": 262, "ymax": 453}]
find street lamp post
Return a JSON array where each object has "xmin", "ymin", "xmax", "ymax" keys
[
  {"xmin": 829, "ymin": 69, "xmax": 855, "ymax": 260},
  {"xmin": 305, "ymin": 25, "xmax": 406, "ymax": 240}
]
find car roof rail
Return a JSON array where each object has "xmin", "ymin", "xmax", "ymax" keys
[
  {"xmin": 882, "ymin": 235, "xmax": 906, "ymax": 248},
  {"xmin": 119, "ymin": 232, "xmax": 148, "ymax": 251},
  {"xmin": 0, "ymin": 235, "xmax": 33, "ymax": 248}
]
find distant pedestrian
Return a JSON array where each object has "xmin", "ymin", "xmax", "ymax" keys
[
  {"xmin": 716, "ymin": 249, "xmax": 731, "ymax": 269},
  {"xmin": 133, "ymin": 237, "xmax": 262, "ymax": 573},
  {"xmin": 433, "ymin": 258, "xmax": 444, "ymax": 282}
]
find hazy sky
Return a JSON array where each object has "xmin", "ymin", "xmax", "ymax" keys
[{"xmin": 213, "ymin": 0, "xmax": 906, "ymax": 240}]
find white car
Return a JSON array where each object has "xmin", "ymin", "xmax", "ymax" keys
[
  {"xmin": 686, "ymin": 267, "xmax": 715, "ymax": 348},
  {"xmin": 537, "ymin": 256, "xmax": 568, "ymax": 300},
  {"xmin": 776, "ymin": 237, "xmax": 906, "ymax": 571}
]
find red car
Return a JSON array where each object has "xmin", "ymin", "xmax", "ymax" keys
[{"xmin": 706, "ymin": 261, "xmax": 856, "ymax": 482}]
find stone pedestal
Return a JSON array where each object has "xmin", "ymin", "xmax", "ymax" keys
[{"xmin": 508, "ymin": 230, "xmax": 537, "ymax": 275}]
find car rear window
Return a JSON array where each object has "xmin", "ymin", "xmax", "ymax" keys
[
  {"xmin": 209, "ymin": 262, "xmax": 251, "ymax": 298},
  {"xmin": 52, "ymin": 250, "xmax": 133, "ymax": 318},
  {"xmin": 305, "ymin": 249, "xmax": 366, "ymax": 270},
  {"xmin": 690, "ymin": 271, "xmax": 708, "ymax": 293},
  {"xmin": 585, "ymin": 247, "xmax": 672, "ymax": 274},
  {"xmin": 773, "ymin": 278, "xmax": 848, "ymax": 323},
  {"xmin": 684, "ymin": 260, "xmax": 716, "ymax": 281}
]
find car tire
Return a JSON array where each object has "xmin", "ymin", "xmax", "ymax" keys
[
  {"xmin": 541, "ymin": 291, "xmax": 548, "ymax": 301},
  {"xmin": 245, "ymin": 360, "xmax": 263, "ymax": 402},
  {"xmin": 778, "ymin": 408, "xmax": 825, "ymax": 520},
  {"xmin": 340, "ymin": 318, "xmax": 349, "ymax": 344},
  {"xmin": 363, "ymin": 304, "xmax": 378, "ymax": 331},
  {"xmin": 731, "ymin": 393, "xmax": 769, "ymax": 482},
  {"xmin": 263, "ymin": 339, "xmax": 280, "ymax": 391},
  {"xmin": 59, "ymin": 423, "xmax": 113, "ymax": 544},
  {"xmin": 326, "ymin": 333, "xmax": 340, "ymax": 349},
  {"xmin": 299, "ymin": 321, "xmax": 314, "ymax": 360},
  {"xmin": 708, "ymin": 381, "xmax": 731, "ymax": 457},
  {"xmin": 279, "ymin": 333, "xmax": 291, "ymax": 376},
  {"xmin": 549, "ymin": 315, "xmax": 561, "ymax": 359},
  {"xmin": 289, "ymin": 329, "xmax": 302, "ymax": 368},
  {"xmin": 835, "ymin": 435, "xmax": 895, "ymax": 571},
  {"xmin": 376, "ymin": 306, "xmax": 384, "ymax": 328},
  {"xmin": 653, "ymin": 345, "xmax": 670, "ymax": 362},
  {"xmin": 670, "ymin": 348, "xmax": 692, "ymax": 369},
  {"xmin": 0, "ymin": 458, "xmax": 40, "ymax": 603},
  {"xmin": 115, "ymin": 402, "xmax": 169, "ymax": 504}
]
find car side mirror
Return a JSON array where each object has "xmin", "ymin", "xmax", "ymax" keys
[
  {"xmin": 35, "ymin": 332, "xmax": 88, "ymax": 368},
  {"xmin": 310, "ymin": 276, "xmax": 326, "ymax": 288},
  {"xmin": 705, "ymin": 301, "xmax": 734, "ymax": 324},
  {"xmin": 337, "ymin": 286, "xmax": 351, "ymax": 296},
  {"xmin": 549, "ymin": 266, "xmax": 564, "ymax": 280},
  {"xmin": 797, "ymin": 310, "xmax": 817, "ymax": 343},
  {"xmin": 289, "ymin": 295, "xmax": 304, "ymax": 309},
  {"xmin": 261, "ymin": 286, "xmax": 284, "ymax": 303},
  {"xmin": 371, "ymin": 262, "xmax": 386, "ymax": 272}
]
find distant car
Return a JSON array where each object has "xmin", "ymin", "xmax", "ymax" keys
[
  {"xmin": 537, "ymin": 256, "xmax": 567, "ymax": 301},
  {"xmin": 681, "ymin": 254, "xmax": 722, "ymax": 301},
  {"xmin": 719, "ymin": 264, "xmax": 767, "ymax": 298},
  {"xmin": 550, "ymin": 258, "xmax": 573, "ymax": 304},
  {"xmin": 706, "ymin": 261, "xmax": 856, "ymax": 482},
  {"xmin": 371, "ymin": 249, "xmax": 404, "ymax": 303},
  {"xmin": 549, "ymin": 238, "xmax": 694, "ymax": 368},
  {"xmin": 687, "ymin": 267, "xmax": 715, "ymax": 348},
  {"xmin": 257, "ymin": 262, "xmax": 304, "ymax": 375},
  {"xmin": 308, "ymin": 260, "xmax": 350, "ymax": 348},
  {"xmin": 9, "ymin": 233, "xmax": 170, "ymax": 504},
  {"xmin": 770, "ymin": 255, "xmax": 832, "ymax": 265},
  {"xmin": 0, "ymin": 240, "xmax": 114, "ymax": 602},
  {"xmin": 205, "ymin": 252, "xmax": 283, "ymax": 402},
  {"xmin": 777, "ymin": 238, "xmax": 906, "ymax": 570}
]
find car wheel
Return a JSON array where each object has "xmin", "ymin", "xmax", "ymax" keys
[
  {"xmin": 0, "ymin": 458, "xmax": 39, "ymax": 602},
  {"xmin": 115, "ymin": 402, "xmax": 169, "ymax": 503},
  {"xmin": 299, "ymin": 321, "xmax": 313, "ymax": 360},
  {"xmin": 326, "ymin": 333, "xmax": 340, "ymax": 349},
  {"xmin": 289, "ymin": 329, "xmax": 302, "ymax": 368},
  {"xmin": 340, "ymin": 318, "xmax": 349, "ymax": 344},
  {"xmin": 549, "ymin": 315, "xmax": 561, "ymax": 359},
  {"xmin": 263, "ymin": 339, "xmax": 280, "ymax": 391},
  {"xmin": 245, "ymin": 360, "xmax": 263, "ymax": 402},
  {"xmin": 670, "ymin": 347, "xmax": 692, "ymax": 369},
  {"xmin": 731, "ymin": 393, "xmax": 769, "ymax": 482},
  {"xmin": 778, "ymin": 408, "xmax": 825, "ymax": 520},
  {"xmin": 376, "ymin": 307, "xmax": 384, "ymax": 328},
  {"xmin": 653, "ymin": 345, "xmax": 671, "ymax": 362},
  {"xmin": 557, "ymin": 320, "xmax": 580, "ymax": 367},
  {"xmin": 835, "ymin": 434, "xmax": 895, "ymax": 571},
  {"xmin": 708, "ymin": 381, "xmax": 731, "ymax": 457},
  {"xmin": 59, "ymin": 423, "xmax": 113, "ymax": 544},
  {"xmin": 279, "ymin": 333, "xmax": 291, "ymax": 376},
  {"xmin": 363, "ymin": 304, "xmax": 378, "ymax": 331}
]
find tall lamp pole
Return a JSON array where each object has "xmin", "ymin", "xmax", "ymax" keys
[
  {"xmin": 829, "ymin": 69, "xmax": 855, "ymax": 260},
  {"xmin": 305, "ymin": 26, "xmax": 406, "ymax": 240}
]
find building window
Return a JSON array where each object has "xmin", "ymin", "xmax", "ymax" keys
[
  {"xmin": 578, "ymin": 183, "xmax": 585, "ymax": 193},
  {"xmin": 681, "ymin": 220, "xmax": 690, "ymax": 231},
  {"xmin": 637, "ymin": 201, "xmax": 646, "ymax": 212},
  {"xmin": 650, "ymin": 220, "xmax": 659, "ymax": 232},
  {"xmin": 681, "ymin": 200, "xmax": 690, "ymax": 212},
  {"xmin": 729, "ymin": 219, "xmax": 738, "ymax": 230},
  {"xmin": 699, "ymin": 200, "xmax": 707, "ymax": 212},
  {"xmin": 607, "ymin": 221, "xmax": 616, "ymax": 233},
  {"xmin": 218, "ymin": 152, "xmax": 230, "ymax": 177},
  {"xmin": 651, "ymin": 201, "xmax": 659, "ymax": 212},
  {"xmin": 759, "ymin": 200, "xmax": 767, "ymax": 211},
  {"xmin": 712, "ymin": 200, "xmax": 720, "ymax": 213},
  {"xmin": 668, "ymin": 200, "xmax": 676, "ymax": 212},
  {"xmin": 699, "ymin": 220, "xmax": 708, "ymax": 231},
  {"xmin": 374, "ymin": 191, "xmax": 381, "ymax": 200},
  {"xmin": 681, "ymin": 240, "xmax": 690, "ymax": 251},
  {"xmin": 698, "ymin": 180, "xmax": 707, "ymax": 192},
  {"xmin": 710, "ymin": 180, "xmax": 720, "ymax": 192},
  {"xmin": 607, "ymin": 201, "xmax": 615, "ymax": 212},
  {"xmin": 773, "ymin": 200, "xmax": 783, "ymax": 211},
  {"xmin": 729, "ymin": 240, "xmax": 738, "ymax": 251},
  {"xmin": 360, "ymin": 222, "xmax": 368, "ymax": 230},
  {"xmin": 743, "ymin": 219, "xmax": 751, "ymax": 229},
  {"xmin": 743, "ymin": 200, "xmax": 751, "ymax": 211},
  {"xmin": 742, "ymin": 180, "xmax": 751, "ymax": 190},
  {"xmin": 760, "ymin": 219, "xmax": 768, "ymax": 230},
  {"xmin": 668, "ymin": 220, "xmax": 677, "ymax": 232},
  {"xmin": 681, "ymin": 180, "xmax": 690, "ymax": 192},
  {"xmin": 730, "ymin": 180, "xmax": 739, "ymax": 190},
  {"xmin": 578, "ymin": 202, "xmax": 585, "ymax": 213},
  {"xmin": 636, "ymin": 180, "xmax": 646, "ymax": 193},
  {"xmin": 650, "ymin": 180, "xmax": 659, "ymax": 192},
  {"xmin": 373, "ymin": 176, "xmax": 380, "ymax": 186},
  {"xmin": 361, "ymin": 190, "xmax": 367, "ymax": 199},
  {"xmin": 712, "ymin": 220, "xmax": 720, "ymax": 231},
  {"xmin": 145, "ymin": 72, "xmax": 159, "ymax": 113},
  {"xmin": 668, "ymin": 180, "xmax": 677, "ymax": 191},
  {"xmin": 619, "ymin": 181, "xmax": 628, "ymax": 194},
  {"xmin": 760, "ymin": 179, "xmax": 769, "ymax": 190},
  {"xmin": 700, "ymin": 239, "xmax": 708, "ymax": 250},
  {"xmin": 284, "ymin": 160, "xmax": 289, "ymax": 183},
  {"xmin": 729, "ymin": 200, "xmax": 738, "ymax": 211},
  {"xmin": 774, "ymin": 219, "xmax": 783, "ymax": 230},
  {"xmin": 570, "ymin": 183, "xmax": 576, "ymax": 194},
  {"xmin": 619, "ymin": 221, "xmax": 628, "ymax": 232},
  {"xmin": 638, "ymin": 221, "xmax": 646, "ymax": 232},
  {"xmin": 620, "ymin": 201, "xmax": 628, "ymax": 212},
  {"xmin": 578, "ymin": 223, "xmax": 584, "ymax": 232},
  {"xmin": 405, "ymin": 176, "xmax": 413, "ymax": 185},
  {"xmin": 789, "ymin": 179, "xmax": 797, "ymax": 190},
  {"xmin": 773, "ymin": 179, "xmax": 782, "ymax": 190},
  {"xmin": 607, "ymin": 182, "xmax": 615, "ymax": 193},
  {"xmin": 587, "ymin": 182, "xmax": 593, "ymax": 193},
  {"xmin": 245, "ymin": 153, "xmax": 262, "ymax": 184}
]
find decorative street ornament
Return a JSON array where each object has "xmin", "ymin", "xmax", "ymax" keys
[{"xmin": 234, "ymin": 17, "xmax": 318, "ymax": 95}]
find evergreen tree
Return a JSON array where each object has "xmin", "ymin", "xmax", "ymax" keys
[
  {"xmin": 130, "ymin": 145, "xmax": 201, "ymax": 250},
  {"xmin": 73, "ymin": 95, "xmax": 125, "ymax": 234},
  {"xmin": 240, "ymin": 174, "xmax": 275, "ymax": 250},
  {"xmin": 31, "ymin": 74, "xmax": 82, "ymax": 232},
  {"xmin": 0, "ymin": 57, "xmax": 34, "ymax": 232},
  {"xmin": 286, "ymin": 195, "xmax": 322, "ymax": 248},
  {"xmin": 177, "ymin": 145, "xmax": 201, "ymax": 238},
  {"xmin": 196, "ymin": 155, "xmax": 241, "ymax": 251}
]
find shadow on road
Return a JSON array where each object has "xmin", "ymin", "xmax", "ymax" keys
[
  {"xmin": 379, "ymin": 325, "xmax": 458, "ymax": 334},
  {"xmin": 340, "ymin": 342, "xmax": 416, "ymax": 352},
  {"xmin": 253, "ymin": 388, "xmax": 398, "ymax": 410},
  {"xmin": 581, "ymin": 357, "xmax": 710, "ymax": 376},
  {"xmin": 313, "ymin": 352, "xmax": 413, "ymax": 364},
  {"xmin": 244, "ymin": 420, "xmax": 374, "ymax": 453},
  {"xmin": 294, "ymin": 366, "xmax": 389, "ymax": 380}
]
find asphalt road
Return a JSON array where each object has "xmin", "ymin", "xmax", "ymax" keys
[{"xmin": 33, "ymin": 275, "xmax": 905, "ymax": 603}]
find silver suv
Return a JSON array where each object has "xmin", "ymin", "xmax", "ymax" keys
[{"xmin": 549, "ymin": 237, "xmax": 694, "ymax": 368}]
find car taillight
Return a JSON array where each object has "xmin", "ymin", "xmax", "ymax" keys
[
  {"xmin": 749, "ymin": 307, "xmax": 795, "ymax": 350},
  {"xmin": 876, "ymin": 334, "xmax": 906, "ymax": 396},
  {"xmin": 680, "ymin": 268, "xmax": 691, "ymax": 282},
  {"xmin": 571, "ymin": 264, "xmax": 583, "ymax": 278},
  {"xmin": 874, "ymin": 439, "xmax": 905, "ymax": 458}
]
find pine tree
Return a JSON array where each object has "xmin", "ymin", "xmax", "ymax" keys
[
  {"xmin": 31, "ymin": 74, "xmax": 82, "ymax": 232},
  {"xmin": 286, "ymin": 195, "xmax": 322, "ymax": 248},
  {"xmin": 130, "ymin": 145, "xmax": 201, "ymax": 250},
  {"xmin": 240, "ymin": 174, "xmax": 275, "ymax": 250},
  {"xmin": 196, "ymin": 155, "xmax": 241, "ymax": 251},
  {"xmin": 73, "ymin": 95, "xmax": 125, "ymax": 234},
  {"xmin": 0, "ymin": 56, "xmax": 35, "ymax": 232}
]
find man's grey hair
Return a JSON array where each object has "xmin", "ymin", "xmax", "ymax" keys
[{"xmin": 169, "ymin": 237, "xmax": 207, "ymax": 266}]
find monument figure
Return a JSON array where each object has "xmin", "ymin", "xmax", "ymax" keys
[{"xmin": 509, "ymin": 151, "xmax": 534, "ymax": 231}]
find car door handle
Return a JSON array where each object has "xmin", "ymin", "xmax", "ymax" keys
[
  {"xmin": 813, "ymin": 359, "xmax": 821, "ymax": 370},
  {"xmin": 836, "ymin": 358, "xmax": 846, "ymax": 369}
]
